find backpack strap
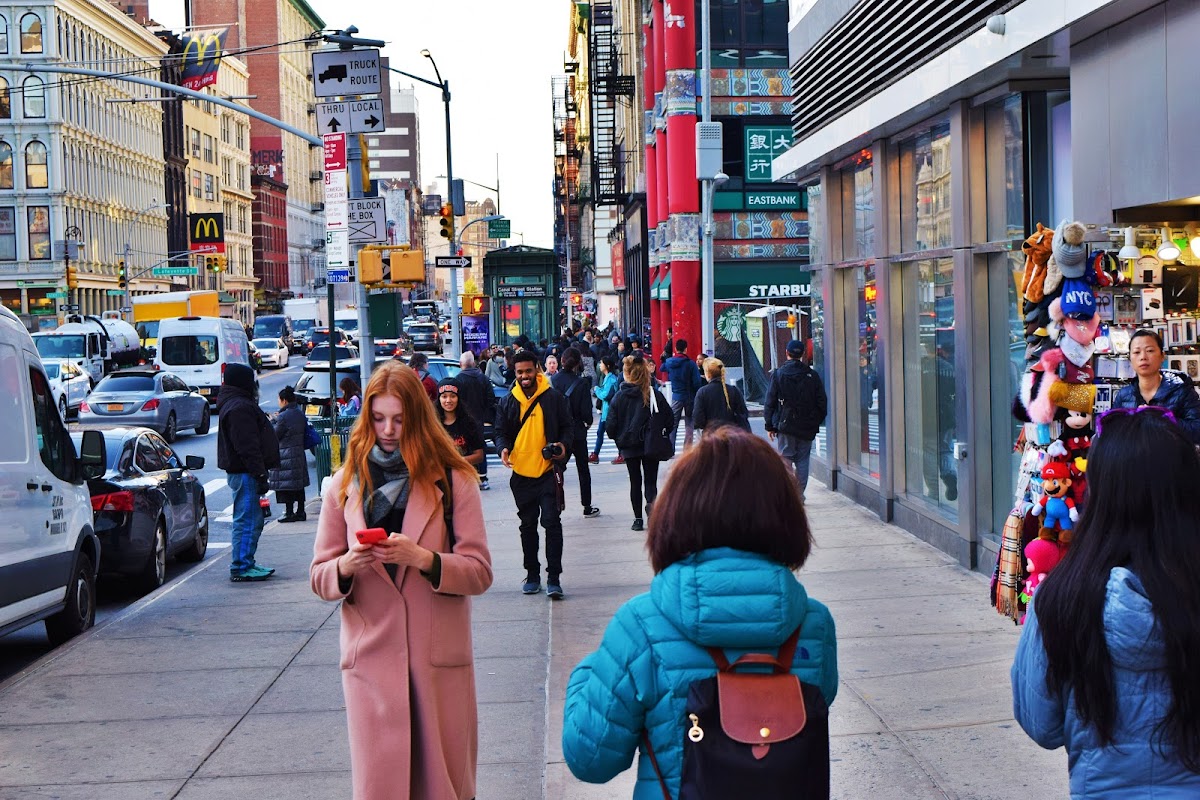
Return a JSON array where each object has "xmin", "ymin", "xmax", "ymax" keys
[
  {"xmin": 707, "ymin": 625, "xmax": 802, "ymax": 674},
  {"xmin": 640, "ymin": 732, "xmax": 673, "ymax": 800}
]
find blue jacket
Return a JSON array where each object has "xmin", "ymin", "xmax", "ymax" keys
[
  {"xmin": 1111, "ymin": 369, "xmax": 1200, "ymax": 445},
  {"xmin": 662, "ymin": 354, "xmax": 702, "ymax": 402},
  {"xmin": 594, "ymin": 371, "xmax": 619, "ymax": 422},
  {"xmin": 563, "ymin": 548, "xmax": 837, "ymax": 798},
  {"xmin": 1013, "ymin": 568, "xmax": 1200, "ymax": 798}
]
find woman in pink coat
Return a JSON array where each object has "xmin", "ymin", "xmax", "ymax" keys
[{"xmin": 311, "ymin": 361, "xmax": 494, "ymax": 799}]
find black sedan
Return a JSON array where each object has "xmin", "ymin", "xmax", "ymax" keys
[{"xmin": 70, "ymin": 427, "xmax": 209, "ymax": 593}]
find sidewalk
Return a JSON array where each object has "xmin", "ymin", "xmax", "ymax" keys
[{"xmin": 0, "ymin": 455, "xmax": 1068, "ymax": 799}]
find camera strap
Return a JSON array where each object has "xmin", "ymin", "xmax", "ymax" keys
[{"xmin": 518, "ymin": 392, "xmax": 546, "ymax": 431}]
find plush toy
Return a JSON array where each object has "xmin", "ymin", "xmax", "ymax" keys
[
  {"xmin": 1020, "ymin": 223, "xmax": 1057, "ymax": 309},
  {"xmin": 1034, "ymin": 460, "xmax": 1078, "ymax": 539},
  {"xmin": 1022, "ymin": 537, "xmax": 1063, "ymax": 601}
]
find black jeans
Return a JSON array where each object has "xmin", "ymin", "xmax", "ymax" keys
[
  {"xmin": 510, "ymin": 472, "xmax": 563, "ymax": 580},
  {"xmin": 624, "ymin": 457, "xmax": 660, "ymax": 518},
  {"xmin": 557, "ymin": 436, "xmax": 592, "ymax": 508}
]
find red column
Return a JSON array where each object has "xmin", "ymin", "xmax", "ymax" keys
[
  {"xmin": 644, "ymin": 18, "xmax": 660, "ymax": 352},
  {"xmin": 663, "ymin": 0, "xmax": 700, "ymax": 358},
  {"xmin": 650, "ymin": 0, "xmax": 668, "ymax": 355}
]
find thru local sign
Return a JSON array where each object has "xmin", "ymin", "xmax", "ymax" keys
[
  {"xmin": 311, "ymin": 49, "xmax": 383, "ymax": 98},
  {"xmin": 315, "ymin": 98, "xmax": 384, "ymax": 136}
]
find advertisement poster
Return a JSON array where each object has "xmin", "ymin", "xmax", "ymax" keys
[{"xmin": 461, "ymin": 314, "xmax": 490, "ymax": 354}]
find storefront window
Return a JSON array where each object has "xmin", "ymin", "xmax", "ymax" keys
[
  {"xmin": 838, "ymin": 153, "xmax": 874, "ymax": 260},
  {"xmin": 810, "ymin": 269, "xmax": 828, "ymax": 459},
  {"xmin": 900, "ymin": 258, "xmax": 957, "ymax": 514},
  {"xmin": 898, "ymin": 120, "xmax": 952, "ymax": 252},
  {"xmin": 845, "ymin": 264, "xmax": 882, "ymax": 477},
  {"xmin": 986, "ymin": 94, "xmax": 1025, "ymax": 241},
  {"xmin": 806, "ymin": 182, "xmax": 823, "ymax": 266},
  {"xmin": 987, "ymin": 251, "xmax": 1026, "ymax": 537}
]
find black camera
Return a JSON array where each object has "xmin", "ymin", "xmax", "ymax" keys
[{"xmin": 542, "ymin": 443, "xmax": 564, "ymax": 460}]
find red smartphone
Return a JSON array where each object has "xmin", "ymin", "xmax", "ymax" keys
[{"xmin": 355, "ymin": 527, "xmax": 387, "ymax": 545}]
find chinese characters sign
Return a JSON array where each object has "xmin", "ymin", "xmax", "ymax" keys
[{"xmin": 744, "ymin": 126, "xmax": 793, "ymax": 184}]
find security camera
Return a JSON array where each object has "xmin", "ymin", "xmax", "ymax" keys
[{"xmin": 986, "ymin": 14, "xmax": 1005, "ymax": 35}]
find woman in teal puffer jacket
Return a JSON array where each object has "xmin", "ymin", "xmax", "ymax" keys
[
  {"xmin": 1012, "ymin": 408, "xmax": 1200, "ymax": 797},
  {"xmin": 562, "ymin": 427, "xmax": 837, "ymax": 798}
]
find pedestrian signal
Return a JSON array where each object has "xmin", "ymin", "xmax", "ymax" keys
[{"xmin": 358, "ymin": 249, "xmax": 383, "ymax": 284}]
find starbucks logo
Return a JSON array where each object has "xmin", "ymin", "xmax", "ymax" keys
[{"xmin": 716, "ymin": 307, "xmax": 744, "ymax": 342}]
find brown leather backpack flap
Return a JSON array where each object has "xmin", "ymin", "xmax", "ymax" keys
[{"xmin": 716, "ymin": 672, "xmax": 807, "ymax": 745}]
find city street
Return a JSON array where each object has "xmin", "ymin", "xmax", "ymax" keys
[
  {"xmin": 0, "ymin": 355, "xmax": 313, "ymax": 683},
  {"xmin": 0, "ymin": 420, "xmax": 1070, "ymax": 799}
]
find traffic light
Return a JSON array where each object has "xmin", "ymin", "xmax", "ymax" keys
[
  {"xmin": 205, "ymin": 256, "xmax": 225, "ymax": 273},
  {"xmin": 116, "ymin": 261, "xmax": 126, "ymax": 290},
  {"xmin": 391, "ymin": 248, "xmax": 424, "ymax": 282},
  {"xmin": 66, "ymin": 265, "xmax": 78, "ymax": 290},
  {"xmin": 358, "ymin": 249, "xmax": 383, "ymax": 284},
  {"xmin": 438, "ymin": 204, "xmax": 453, "ymax": 240},
  {"xmin": 216, "ymin": 255, "xmax": 227, "ymax": 273},
  {"xmin": 570, "ymin": 293, "xmax": 582, "ymax": 306}
]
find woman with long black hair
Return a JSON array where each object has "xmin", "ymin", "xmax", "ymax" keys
[
  {"xmin": 1012, "ymin": 407, "xmax": 1200, "ymax": 797},
  {"xmin": 605, "ymin": 354, "xmax": 673, "ymax": 531}
]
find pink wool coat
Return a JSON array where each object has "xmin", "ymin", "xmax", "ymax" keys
[{"xmin": 311, "ymin": 467, "xmax": 493, "ymax": 800}]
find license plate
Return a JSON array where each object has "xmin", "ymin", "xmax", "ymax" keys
[
  {"xmin": 199, "ymin": 388, "xmax": 211, "ymax": 396},
  {"xmin": 107, "ymin": 403, "xmax": 123, "ymax": 412},
  {"xmin": 306, "ymin": 405, "xmax": 322, "ymax": 416}
]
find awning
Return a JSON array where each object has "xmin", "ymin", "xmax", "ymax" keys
[
  {"xmin": 659, "ymin": 271, "xmax": 671, "ymax": 301},
  {"xmin": 650, "ymin": 276, "xmax": 662, "ymax": 301},
  {"xmin": 715, "ymin": 262, "xmax": 810, "ymax": 301}
]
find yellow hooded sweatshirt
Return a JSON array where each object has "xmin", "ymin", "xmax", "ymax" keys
[{"xmin": 510, "ymin": 372, "xmax": 553, "ymax": 478}]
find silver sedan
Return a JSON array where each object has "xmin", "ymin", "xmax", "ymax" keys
[{"xmin": 79, "ymin": 369, "xmax": 212, "ymax": 443}]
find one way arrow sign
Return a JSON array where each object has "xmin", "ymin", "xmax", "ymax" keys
[{"xmin": 316, "ymin": 98, "xmax": 384, "ymax": 136}]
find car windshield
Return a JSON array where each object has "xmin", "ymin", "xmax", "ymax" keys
[
  {"xmin": 160, "ymin": 335, "xmax": 218, "ymax": 365},
  {"xmin": 293, "ymin": 318, "xmax": 316, "ymax": 333},
  {"xmin": 35, "ymin": 335, "xmax": 86, "ymax": 359},
  {"xmin": 337, "ymin": 318, "xmax": 359, "ymax": 333},
  {"xmin": 295, "ymin": 369, "xmax": 360, "ymax": 397},
  {"xmin": 252, "ymin": 338, "xmax": 278, "ymax": 349},
  {"xmin": 95, "ymin": 375, "xmax": 155, "ymax": 393},
  {"xmin": 135, "ymin": 320, "xmax": 160, "ymax": 340},
  {"xmin": 309, "ymin": 345, "xmax": 354, "ymax": 361},
  {"xmin": 69, "ymin": 432, "xmax": 126, "ymax": 472},
  {"xmin": 309, "ymin": 330, "xmax": 341, "ymax": 346},
  {"xmin": 254, "ymin": 318, "xmax": 285, "ymax": 338},
  {"xmin": 43, "ymin": 362, "xmax": 61, "ymax": 379},
  {"xmin": 411, "ymin": 324, "xmax": 437, "ymax": 333}
]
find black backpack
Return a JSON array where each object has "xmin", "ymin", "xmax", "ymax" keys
[{"xmin": 644, "ymin": 627, "xmax": 830, "ymax": 799}]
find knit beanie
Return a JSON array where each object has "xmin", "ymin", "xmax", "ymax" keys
[
  {"xmin": 1053, "ymin": 221, "xmax": 1088, "ymax": 278},
  {"xmin": 223, "ymin": 362, "xmax": 256, "ymax": 391},
  {"xmin": 437, "ymin": 376, "xmax": 460, "ymax": 396}
]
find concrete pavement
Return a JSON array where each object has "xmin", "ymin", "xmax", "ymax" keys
[{"xmin": 0, "ymin": 445, "xmax": 1068, "ymax": 799}]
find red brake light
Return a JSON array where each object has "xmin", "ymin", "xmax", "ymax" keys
[
  {"xmin": 141, "ymin": 398, "xmax": 160, "ymax": 411},
  {"xmin": 80, "ymin": 402, "xmax": 90, "ymax": 413},
  {"xmin": 92, "ymin": 491, "xmax": 134, "ymax": 513}
]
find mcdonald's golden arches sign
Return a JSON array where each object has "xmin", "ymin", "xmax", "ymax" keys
[
  {"xmin": 180, "ymin": 28, "xmax": 228, "ymax": 91},
  {"xmin": 188, "ymin": 212, "xmax": 225, "ymax": 254}
]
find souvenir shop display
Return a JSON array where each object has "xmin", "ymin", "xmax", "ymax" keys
[{"xmin": 992, "ymin": 221, "xmax": 1200, "ymax": 623}]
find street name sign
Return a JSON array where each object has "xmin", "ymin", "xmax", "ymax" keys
[
  {"xmin": 327, "ymin": 268, "xmax": 352, "ymax": 283},
  {"xmin": 487, "ymin": 218, "xmax": 511, "ymax": 239},
  {"xmin": 152, "ymin": 266, "xmax": 200, "ymax": 276},
  {"xmin": 106, "ymin": 290, "xmax": 125, "ymax": 296},
  {"xmin": 316, "ymin": 98, "xmax": 384, "ymax": 136},
  {"xmin": 346, "ymin": 197, "xmax": 386, "ymax": 243},
  {"xmin": 47, "ymin": 291, "xmax": 67, "ymax": 299},
  {"xmin": 326, "ymin": 229, "xmax": 349, "ymax": 267},
  {"xmin": 311, "ymin": 49, "xmax": 383, "ymax": 98},
  {"xmin": 435, "ymin": 256, "xmax": 472, "ymax": 268}
]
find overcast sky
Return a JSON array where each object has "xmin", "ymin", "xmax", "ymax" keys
[{"xmin": 150, "ymin": 0, "xmax": 568, "ymax": 247}]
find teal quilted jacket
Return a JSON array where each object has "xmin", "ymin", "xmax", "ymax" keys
[{"xmin": 562, "ymin": 547, "xmax": 838, "ymax": 798}]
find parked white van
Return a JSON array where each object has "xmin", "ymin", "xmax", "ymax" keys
[
  {"xmin": 154, "ymin": 316, "xmax": 252, "ymax": 401},
  {"xmin": 0, "ymin": 306, "xmax": 107, "ymax": 643}
]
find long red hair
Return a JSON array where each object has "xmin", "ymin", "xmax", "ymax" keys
[{"xmin": 339, "ymin": 361, "xmax": 474, "ymax": 506}]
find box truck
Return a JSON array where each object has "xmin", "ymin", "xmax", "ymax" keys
[{"xmin": 132, "ymin": 291, "xmax": 220, "ymax": 346}]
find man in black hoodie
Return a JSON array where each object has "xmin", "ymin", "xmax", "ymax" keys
[
  {"xmin": 764, "ymin": 340, "xmax": 827, "ymax": 497},
  {"xmin": 217, "ymin": 362, "xmax": 281, "ymax": 581}
]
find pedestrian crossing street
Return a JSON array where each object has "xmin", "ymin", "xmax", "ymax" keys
[{"xmin": 481, "ymin": 423, "xmax": 695, "ymax": 470}]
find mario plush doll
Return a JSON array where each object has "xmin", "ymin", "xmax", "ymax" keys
[{"xmin": 1034, "ymin": 460, "xmax": 1078, "ymax": 541}]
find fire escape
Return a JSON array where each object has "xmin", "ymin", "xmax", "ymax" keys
[
  {"xmin": 589, "ymin": 3, "xmax": 634, "ymax": 207},
  {"xmin": 552, "ymin": 72, "xmax": 583, "ymax": 288}
]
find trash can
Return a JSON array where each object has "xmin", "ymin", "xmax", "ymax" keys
[{"xmin": 314, "ymin": 416, "xmax": 355, "ymax": 484}]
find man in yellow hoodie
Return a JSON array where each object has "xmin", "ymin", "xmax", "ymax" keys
[{"xmin": 496, "ymin": 350, "xmax": 573, "ymax": 598}]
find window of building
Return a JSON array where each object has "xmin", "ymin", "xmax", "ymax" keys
[
  {"xmin": 222, "ymin": 156, "xmax": 231, "ymax": 186},
  {"xmin": 845, "ymin": 264, "xmax": 882, "ymax": 478},
  {"xmin": 190, "ymin": 128, "xmax": 201, "ymax": 158},
  {"xmin": 221, "ymin": 115, "xmax": 231, "ymax": 143},
  {"xmin": 897, "ymin": 119, "xmax": 952, "ymax": 252},
  {"xmin": 0, "ymin": 77, "xmax": 8, "ymax": 119},
  {"xmin": 24, "ymin": 141, "xmax": 47, "ymax": 189},
  {"xmin": 203, "ymin": 133, "xmax": 214, "ymax": 163},
  {"xmin": 0, "ymin": 15, "xmax": 8, "ymax": 54},
  {"xmin": 837, "ymin": 151, "xmax": 874, "ymax": 260},
  {"xmin": 368, "ymin": 138, "xmax": 379, "ymax": 146},
  {"xmin": 204, "ymin": 173, "xmax": 214, "ymax": 201},
  {"xmin": 0, "ymin": 142, "xmax": 11, "ymax": 189},
  {"xmin": 985, "ymin": 94, "xmax": 1025, "ymax": 242},
  {"xmin": 237, "ymin": 204, "xmax": 247, "ymax": 233},
  {"xmin": 235, "ymin": 122, "xmax": 244, "ymax": 149},
  {"xmin": 21, "ymin": 76, "xmax": 44, "ymax": 118},
  {"xmin": 237, "ymin": 163, "xmax": 246, "ymax": 191},
  {"xmin": 368, "ymin": 160, "xmax": 380, "ymax": 169},
  {"xmin": 899, "ymin": 257, "xmax": 957, "ymax": 514},
  {"xmin": 27, "ymin": 205, "xmax": 50, "ymax": 260},
  {"xmin": 0, "ymin": 208, "xmax": 15, "ymax": 260},
  {"xmin": 20, "ymin": 13, "xmax": 42, "ymax": 54},
  {"xmin": 698, "ymin": 0, "xmax": 787, "ymax": 67},
  {"xmin": 191, "ymin": 170, "xmax": 202, "ymax": 199}
]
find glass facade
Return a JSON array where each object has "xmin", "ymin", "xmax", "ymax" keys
[
  {"xmin": 898, "ymin": 121, "xmax": 952, "ymax": 252},
  {"xmin": 986, "ymin": 94, "xmax": 1025, "ymax": 241},
  {"xmin": 900, "ymin": 258, "xmax": 957, "ymax": 514},
  {"xmin": 810, "ymin": 267, "xmax": 827, "ymax": 459},
  {"xmin": 847, "ymin": 265, "xmax": 881, "ymax": 478},
  {"xmin": 841, "ymin": 155, "xmax": 874, "ymax": 259}
]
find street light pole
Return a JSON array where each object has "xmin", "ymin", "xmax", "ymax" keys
[
  {"xmin": 422, "ymin": 49, "xmax": 461, "ymax": 361},
  {"xmin": 123, "ymin": 201, "xmax": 169, "ymax": 323},
  {"xmin": 700, "ymin": 0, "xmax": 715, "ymax": 357}
]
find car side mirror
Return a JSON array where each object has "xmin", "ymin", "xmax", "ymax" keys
[
  {"xmin": 185, "ymin": 454, "xmax": 205, "ymax": 470},
  {"xmin": 79, "ymin": 429, "xmax": 106, "ymax": 480}
]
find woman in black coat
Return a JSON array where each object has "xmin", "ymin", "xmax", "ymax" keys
[
  {"xmin": 692, "ymin": 357, "xmax": 751, "ymax": 434},
  {"xmin": 270, "ymin": 386, "xmax": 311, "ymax": 522},
  {"xmin": 606, "ymin": 355, "xmax": 673, "ymax": 532}
]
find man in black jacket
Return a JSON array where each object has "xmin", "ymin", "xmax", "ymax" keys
[
  {"xmin": 495, "ymin": 350, "xmax": 573, "ymax": 599},
  {"xmin": 456, "ymin": 351, "xmax": 497, "ymax": 490},
  {"xmin": 550, "ymin": 346, "xmax": 600, "ymax": 519},
  {"xmin": 217, "ymin": 363, "xmax": 281, "ymax": 581},
  {"xmin": 764, "ymin": 340, "xmax": 828, "ymax": 497}
]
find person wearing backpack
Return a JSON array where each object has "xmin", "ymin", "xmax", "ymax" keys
[
  {"xmin": 662, "ymin": 338, "xmax": 703, "ymax": 450},
  {"xmin": 764, "ymin": 339, "xmax": 828, "ymax": 496},
  {"xmin": 606, "ymin": 354, "xmax": 674, "ymax": 531},
  {"xmin": 692, "ymin": 358, "xmax": 751, "ymax": 434},
  {"xmin": 550, "ymin": 346, "xmax": 600, "ymax": 518},
  {"xmin": 562, "ymin": 427, "xmax": 837, "ymax": 798}
]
